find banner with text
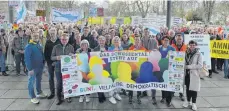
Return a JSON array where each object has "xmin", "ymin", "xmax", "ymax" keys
[
  {"xmin": 184, "ymin": 34, "xmax": 211, "ymax": 69},
  {"xmin": 52, "ymin": 8, "xmax": 83, "ymax": 23},
  {"xmin": 61, "ymin": 51, "xmax": 185, "ymax": 98},
  {"xmin": 210, "ymin": 40, "xmax": 229, "ymax": 59}
]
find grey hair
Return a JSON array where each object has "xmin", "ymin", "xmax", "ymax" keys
[{"xmin": 80, "ymin": 39, "xmax": 90, "ymax": 46}]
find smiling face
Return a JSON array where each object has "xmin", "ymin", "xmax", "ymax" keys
[
  {"xmin": 60, "ymin": 34, "xmax": 69, "ymax": 46},
  {"xmin": 31, "ymin": 32, "xmax": 39, "ymax": 42}
]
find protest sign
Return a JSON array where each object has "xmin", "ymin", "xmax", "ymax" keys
[
  {"xmin": 0, "ymin": 13, "xmax": 7, "ymax": 24},
  {"xmin": 52, "ymin": 8, "xmax": 83, "ymax": 23},
  {"xmin": 36, "ymin": 10, "xmax": 46, "ymax": 16},
  {"xmin": 131, "ymin": 16, "xmax": 141, "ymax": 26},
  {"xmin": 184, "ymin": 34, "xmax": 211, "ymax": 69},
  {"xmin": 61, "ymin": 51, "xmax": 185, "ymax": 98},
  {"xmin": 116, "ymin": 18, "xmax": 124, "ymax": 25},
  {"xmin": 210, "ymin": 40, "xmax": 229, "ymax": 59}
]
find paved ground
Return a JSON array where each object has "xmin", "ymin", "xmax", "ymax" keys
[{"xmin": 0, "ymin": 69, "xmax": 229, "ymax": 111}]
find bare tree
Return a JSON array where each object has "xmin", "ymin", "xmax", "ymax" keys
[
  {"xmin": 203, "ymin": 0, "xmax": 216, "ymax": 23},
  {"xmin": 135, "ymin": 1, "xmax": 151, "ymax": 18}
]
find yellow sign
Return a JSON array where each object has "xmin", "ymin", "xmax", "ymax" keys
[
  {"xmin": 36, "ymin": 10, "xmax": 46, "ymax": 16},
  {"xmin": 210, "ymin": 40, "xmax": 229, "ymax": 59}
]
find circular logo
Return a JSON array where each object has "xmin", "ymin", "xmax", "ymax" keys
[
  {"xmin": 68, "ymin": 89, "xmax": 72, "ymax": 94},
  {"xmin": 64, "ymin": 57, "xmax": 71, "ymax": 63}
]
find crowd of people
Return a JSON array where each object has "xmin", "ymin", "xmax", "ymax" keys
[{"xmin": 0, "ymin": 23, "xmax": 228, "ymax": 111}]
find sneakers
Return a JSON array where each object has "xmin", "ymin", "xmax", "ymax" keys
[
  {"xmin": 183, "ymin": 101, "xmax": 192, "ymax": 108},
  {"xmin": 85, "ymin": 95, "xmax": 90, "ymax": 102},
  {"xmin": 109, "ymin": 97, "xmax": 117, "ymax": 104},
  {"xmin": 160, "ymin": 98, "xmax": 165, "ymax": 103},
  {"xmin": 79, "ymin": 96, "xmax": 84, "ymax": 103},
  {"xmin": 47, "ymin": 94, "xmax": 55, "ymax": 99},
  {"xmin": 31, "ymin": 98, "xmax": 39, "ymax": 104},
  {"xmin": 37, "ymin": 92, "xmax": 47, "ymax": 98},
  {"xmin": 192, "ymin": 103, "xmax": 197, "ymax": 111},
  {"xmin": 2, "ymin": 72, "xmax": 9, "ymax": 76},
  {"xmin": 114, "ymin": 93, "xmax": 122, "ymax": 101}
]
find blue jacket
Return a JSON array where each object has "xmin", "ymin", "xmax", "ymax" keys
[
  {"xmin": 24, "ymin": 43, "xmax": 44, "ymax": 71},
  {"xmin": 159, "ymin": 45, "xmax": 175, "ymax": 58}
]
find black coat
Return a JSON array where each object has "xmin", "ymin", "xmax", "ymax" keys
[{"xmin": 44, "ymin": 39, "xmax": 60, "ymax": 65}]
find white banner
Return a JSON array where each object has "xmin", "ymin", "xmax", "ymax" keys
[
  {"xmin": 184, "ymin": 34, "xmax": 211, "ymax": 69},
  {"xmin": 52, "ymin": 8, "xmax": 83, "ymax": 23},
  {"xmin": 61, "ymin": 51, "xmax": 185, "ymax": 98}
]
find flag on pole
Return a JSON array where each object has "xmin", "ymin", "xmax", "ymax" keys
[{"xmin": 16, "ymin": 2, "xmax": 27, "ymax": 23}]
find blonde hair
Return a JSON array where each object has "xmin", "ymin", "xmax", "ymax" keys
[{"xmin": 112, "ymin": 36, "xmax": 121, "ymax": 46}]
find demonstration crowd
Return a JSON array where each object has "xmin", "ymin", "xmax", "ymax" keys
[{"xmin": 0, "ymin": 23, "xmax": 228, "ymax": 111}]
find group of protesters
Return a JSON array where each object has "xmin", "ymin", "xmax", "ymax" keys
[{"xmin": 0, "ymin": 22, "xmax": 228, "ymax": 111}]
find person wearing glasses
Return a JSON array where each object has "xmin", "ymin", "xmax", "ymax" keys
[
  {"xmin": 25, "ymin": 32, "xmax": 47, "ymax": 104},
  {"xmin": 51, "ymin": 32, "xmax": 74, "ymax": 105}
]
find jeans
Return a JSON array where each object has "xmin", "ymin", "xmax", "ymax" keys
[
  {"xmin": 28, "ymin": 68, "xmax": 43, "ymax": 99},
  {"xmin": 47, "ymin": 63, "xmax": 55, "ymax": 95},
  {"xmin": 15, "ymin": 53, "xmax": 25, "ymax": 73},
  {"xmin": 0, "ymin": 52, "xmax": 6, "ymax": 72},
  {"xmin": 224, "ymin": 59, "xmax": 229, "ymax": 78},
  {"xmin": 55, "ymin": 61, "xmax": 63, "ymax": 100},
  {"xmin": 128, "ymin": 91, "xmax": 141, "ymax": 98}
]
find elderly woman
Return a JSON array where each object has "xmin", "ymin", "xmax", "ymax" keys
[
  {"xmin": 108, "ymin": 36, "xmax": 123, "ymax": 51},
  {"xmin": 76, "ymin": 40, "xmax": 92, "ymax": 103},
  {"xmin": 183, "ymin": 40, "xmax": 203, "ymax": 111}
]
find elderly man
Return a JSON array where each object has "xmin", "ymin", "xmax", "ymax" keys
[
  {"xmin": 44, "ymin": 28, "xmax": 60, "ymax": 99},
  {"xmin": 12, "ymin": 28, "xmax": 29, "ymax": 76},
  {"xmin": 51, "ymin": 32, "xmax": 74, "ymax": 105},
  {"xmin": 25, "ymin": 32, "xmax": 47, "ymax": 104}
]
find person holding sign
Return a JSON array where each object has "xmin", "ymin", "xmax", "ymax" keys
[
  {"xmin": 171, "ymin": 33, "xmax": 186, "ymax": 101},
  {"xmin": 108, "ymin": 36, "xmax": 123, "ymax": 104},
  {"xmin": 183, "ymin": 40, "xmax": 203, "ymax": 111},
  {"xmin": 24, "ymin": 32, "xmax": 47, "ymax": 104},
  {"xmin": 94, "ymin": 36, "xmax": 108, "ymax": 103},
  {"xmin": 51, "ymin": 32, "xmax": 74, "ymax": 105},
  {"xmin": 76, "ymin": 40, "xmax": 92, "ymax": 103},
  {"xmin": 128, "ymin": 35, "xmax": 146, "ymax": 104},
  {"xmin": 159, "ymin": 36, "xmax": 175, "ymax": 107},
  {"xmin": 224, "ymin": 34, "xmax": 229, "ymax": 79}
]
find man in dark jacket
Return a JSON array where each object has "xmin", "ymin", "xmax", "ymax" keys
[
  {"xmin": 51, "ymin": 32, "xmax": 74, "ymax": 105},
  {"xmin": 93, "ymin": 36, "xmax": 108, "ymax": 103},
  {"xmin": 81, "ymin": 26, "xmax": 91, "ymax": 41},
  {"xmin": 44, "ymin": 28, "xmax": 60, "ymax": 99}
]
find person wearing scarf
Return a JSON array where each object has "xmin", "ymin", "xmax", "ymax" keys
[
  {"xmin": 121, "ymin": 33, "xmax": 133, "ymax": 50},
  {"xmin": 25, "ymin": 32, "xmax": 47, "ymax": 104},
  {"xmin": 183, "ymin": 40, "xmax": 203, "ymax": 111}
]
